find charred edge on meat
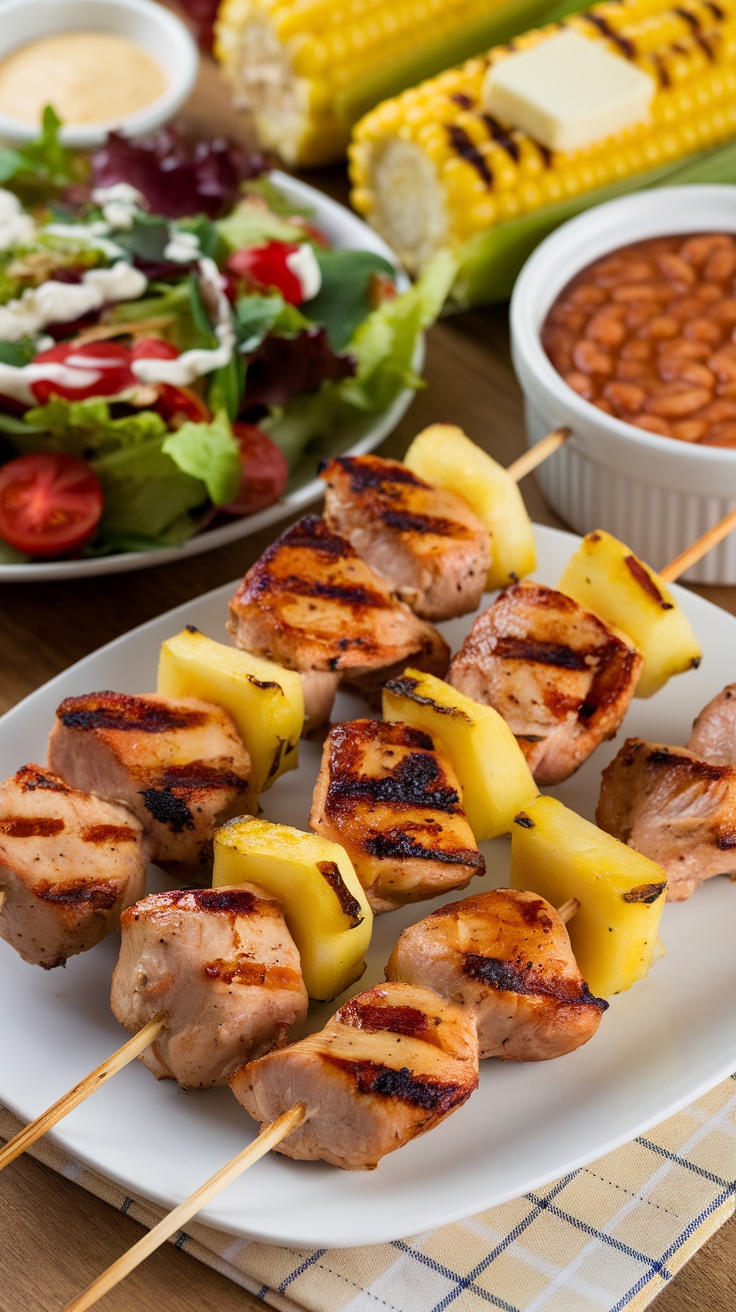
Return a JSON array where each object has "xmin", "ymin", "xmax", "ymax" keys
[
  {"xmin": 203, "ymin": 957, "xmax": 304, "ymax": 989},
  {"xmin": 325, "ymin": 1056, "xmax": 471, "ymax": 1113},
  {"xmin": 316, "ymin": 861, "xmax": 364, "ymax": 926},
  {"xmin": 338, "ymin": 997, "xmax": 446, "ymax": 1046},
  {"xmin": 56, "ymin": 692, "xmax": 208, "ymax": 734},
  {"xmin": 462, "ymin": 953, "xmax": 608, "ymax": 1010},
  {"xmin": 363, "ymin": 829, "xmax": 485, "ymax": 868},
  {"xmin": 327, "ymin": 755, "xmax": 460, "ymax": 813},
  {"xmin": 16, "ymin": 767, "xmax": 70, "ymax": 793},
  {"xmin": 492, "ymin": 635, "xmax": 593, "ymax": 671},
  {"xmin": 139, "ymin": 787, "xmax": 195, "ymax": 832},
  {"xmin": 646, "ymin": 748, "xmax": 730, "ymax": 780},
  {"xmin": 157, "ymin": 888, "xmax": 276, "ymax": 915},
  {"xmin": 34, "ymin": 879, "xmax": 120, "ymax": 910},
  {"xmin": 377, "ymin": 508, "xmax": 475, "ymax": 539},
  {"xmin": 324, "ymin": 457, "xmax": 427, "ymax": 492}
]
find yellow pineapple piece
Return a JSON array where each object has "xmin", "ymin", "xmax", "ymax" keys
[
  {"xmin": 510, "ymin": 795, "xmax": 667, "ymax": 997},
  {"xmin": 403, "ymin": 423, "xmax": 536, "ymax": 590},
  {"xmin": 557, "ymin": 530, "xmax": 702, "ymax": 699},
  {"xmin": 157, "ymin": 627, "xmax": 304, "ymax": 800},
  {"xmin": 382, "ymin": 667, "xmax": 538, "ymax": 842},
  {"xmin": 213, "ymin": 817, "xmax": 373, "ymax": 1000}
]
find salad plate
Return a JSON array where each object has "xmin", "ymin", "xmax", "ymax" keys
[
  {"xmin": 0, "ymin": 170, "xmax": 425, "ymax": 583},
  {"xmin": 2, "ymin": 523, "xmax": 736, "ymax": 1248}
]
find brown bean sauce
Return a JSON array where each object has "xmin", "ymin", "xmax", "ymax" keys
[{"xmin": 541, "ymin": 233, "xmax": 736, "ymax": 448}]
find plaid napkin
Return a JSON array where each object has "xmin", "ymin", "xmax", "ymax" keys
[{"xmin": 3, "ymin": 1074, "xmax": 736, "ymax": 1312}]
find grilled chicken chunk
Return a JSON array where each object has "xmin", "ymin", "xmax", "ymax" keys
[
  {"xmin": 385, "ymin": 889, "xmax": 607, "ymax": 1060},
  {"xmin": 597, "ymin": 737, "xmax": 736, "ymax": 901},
  {"xmin": 310, "ymin": 719, "xmax": 484, "ymax": 913},
  {"xmin": 448, "ymin": 581, "xmax": 643, "ymax": 786},
  {"xmin": 687, "ymin": 684, "xmax": 736, "ymax": 766},
  {"xmin": 320, "ymin": 454, "xmax": 490, "ymax": 621},
  {"xmin": 230, "ymin": 980, "xmax": 478, "ymax": 1169},
  {"xmin": 227, "ymin": 516, "xmax": 450, "ymax": 729},
  {"xmin": 47, "ymin": 692, "xmax": 251, "ymax": 880},
  {"xmin": 110, "ymin": 885, "xmax": 308, "ymax": 1088},
  {"xmin": 0, "ymin": 764, "xmax": 148, "ymax": 969}
]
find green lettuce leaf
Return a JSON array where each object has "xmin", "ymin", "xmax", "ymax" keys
[
  {"xmin": 162, "ymin": 409, "xmax": 242, "ymax": 505},
  {"xmin": 216, "ymin": 199, "xmax": 311, "ymax": 253},
  {"xmin": 0, "ymin": 106, "xmax": 85, "ymax": 202},
  {"xmin": 17, "ymin": 398, "xmax": 168, "ymax": 458},
  {"xmin": 303, "ymin": 249, "xmax": 396, "ymax": 352},
  {"xmin": 92, "ymin": 436, "xmax": 208, "ymax": 542}
]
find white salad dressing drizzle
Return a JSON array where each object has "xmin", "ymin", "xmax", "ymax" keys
[
  {"xmin": 0, "ymin": 263, "xmax": 148, "ymax": 342},
  {"xmin": 131, "ymin": 257, "xmax": 236, "ymax": 386},
  {"xmin": 163, "ymin": 230, "xmax": 202, "ymax": 264},
  {"xmin": 42, "ymin": 221, "xmax": 128, "ymax": 262},
  {"xmin": 0, "ymin": 189, "xmax": 35, "ymax": 251},
  {"xmin": 0, "ymin": 361, "xmax": 105, "ymax": 406},
  {"xmin": 286, "ymin": 243, "xmax": 321, "ymax": 301},
  {"xmin": 91, "ymin": 184, "xmax": 148, "ymax": 232}
]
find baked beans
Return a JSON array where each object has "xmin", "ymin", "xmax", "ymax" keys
[{"xmin": 541, "ymin": 233, "xmax": 736, "ymax": 447}]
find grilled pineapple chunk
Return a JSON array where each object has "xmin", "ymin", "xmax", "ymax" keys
[
  {"xmin": 382, "ymin": 668, "xmax": 538, "ymax": 841},
  {"xmin": 403, "ymin": 423, "xmax": 536, "ymax": 590},
  {"xmin": 557, "ymin": 530, "xmax": 701, "ymax": 699},
  {"xmin": 510, "ymin": 795, "xmax": 667, "ymax": 997},
  {"xmin": 213, "ymin": 817, "xmax": 372, "ymax": 1000},
  {"xmin": 157, "ymin": 628, "xmax": 303, "ymax": 799}
]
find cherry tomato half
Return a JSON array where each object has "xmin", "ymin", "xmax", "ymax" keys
[
  {"xmin": 222, "ymin": 422, "xmax": 288, "ymax": 517},
  {"xmin": 30, "ymin": 341, "xmax": 135, "ymax": 404},
  {"xmin": 0, "ymin": 452, "xmax": 104, "ymax": 558},
  {"xmin": 130, "ymin": 338, "xmax": 180, "ymax": 363},
  {"xmin": 154, "ymin": 384, "xmax": 211, "ymax": 426},
  {"xmin": 226, "ymin": 242, "xmax": 306, "ymax": 306}
]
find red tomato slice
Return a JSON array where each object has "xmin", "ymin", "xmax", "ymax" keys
[
  {"xmin": 0, "ymin": 452, "xmax": 104, "ymax": 558},
  {"xmin": 155, "ymin": 384, "xmax": 211, "ymax": 426},
  {"xmin": 30, "ymin": 340, "xmax": 135, "ymax": 404},
  {"xmin": 223, "ymin": 422, "xmax": 289, "ymax": 516},
  {"xmin": 130, "ymin": 338, "xmax": 180, "ymax": 362},
  {"xmin": 226, "ymin": 242, "xmax": 305, "ymax": 306}
]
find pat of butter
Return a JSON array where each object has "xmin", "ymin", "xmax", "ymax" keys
[{"xmin": 481, "ymin": 30, "xmax": 655, "ymax": 153}]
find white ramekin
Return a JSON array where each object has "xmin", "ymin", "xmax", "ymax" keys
[
  {"xmin": 510, "ymin": 185, "xmax": 736, "ymax": 584},
  {"xmin": 0, "ymin": 0, "xmax": 199, "ymax": 148}
]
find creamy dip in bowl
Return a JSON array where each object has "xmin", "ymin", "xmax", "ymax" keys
[{"xmin": 0, "ymin": 0, "xmax": 199, "ymax": 148}]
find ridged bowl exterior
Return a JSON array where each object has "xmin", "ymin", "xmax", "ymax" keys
[{"xmin": 510, "ymin": 187, "xmax": 736, "ymax": 584}]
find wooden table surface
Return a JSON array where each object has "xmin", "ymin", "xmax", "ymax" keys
[{"xmin": 2, "ymin": 53, "xmax": 736, "ymax": 1312}]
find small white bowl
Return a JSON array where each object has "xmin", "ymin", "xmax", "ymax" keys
[
  {"xmin": 510, "ymin": 185, "xmax": 736, "ymax": 584},
  {"xmin": 0, "ymin": 0, "xmax": 199, "ymax": 148}
]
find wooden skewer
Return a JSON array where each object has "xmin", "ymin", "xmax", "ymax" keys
[
  {"xmin": 0, "ymin": 1013, "xmax": 166, "ymax": 1173},
  {"xmin": 60, "ymin": 895, "xmax": 581, "ymax": 1309},
  {"xmin": 556, "ymin": 897, "xmax": 579, "ymax": 924},
  {"xmin": 660, "ymin": 505, "xmax": 736, "ymax": 583},
  {"xmin": 62, "ymin": 1102, "xmax": 306, "ymax": 1312},
  {"xmin": 505, "ymin": 427, "xmax": 570, "ymax": 483}
]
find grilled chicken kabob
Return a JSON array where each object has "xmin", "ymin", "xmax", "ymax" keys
[
  {"xmin": 597, "ymin": 681, "xmax": 736, "ymax": 902},
  {"xmin": 0, "ymin": 632, "xmax": 306, "ymax": 972}
]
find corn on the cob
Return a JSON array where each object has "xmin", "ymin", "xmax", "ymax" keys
[
  {"xmin": 214, "ymin": 0, "xmax": 589, "ymax": 167},
  {"xmin": 349, "ymin": 0, "xmax": 736, "ymax": 279}
]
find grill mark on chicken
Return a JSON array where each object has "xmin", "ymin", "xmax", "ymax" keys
[
  {"xmin": 324, "ymin": 1055, "xmax": 466, "ymax": 1113},
  {"xmin": 157, "ymin": 762, "xmax": 251, "ymax": 792},
  {"xmin": 462, "ymin": 953, "xmax": 607, "ymax": 1010},
  {"xmin": 326, "ymin": 459, "xmax": 425, "ymax": 493},
  {"xmin": 339, "ymin": 997, "xmax": 446, "ymax": 1046},
  {"xmin": 35, "ymin": 879, "xmax": 120, "ymax": 910},
  {"xmin": 81, "ymin": 823, "xmax": 138, "ymax": 845},
  {"xmin": 139, "ymin": 788, "xmax": 194, "ymax": 832},
  {"xmin": 56, "ymin": 691, "xmax": 208, "ymax": 734},
  {"xmin": 16, "ymin": 766, "xmax": 70, "ymax": 793},
  {"xmin": 327, "ymin": 751, "xmax": 460, "ymax": 814},
  {"xmin": 272, "ymin": 514, "xmax": 353, "ymax": 557},
  {"xmin": 378, "ymin": 508, "xmax": 474, "ymax": 539},
  {"xmin": 364, "ymin": 829, "xmax": 484, "ymax": 867},
  {"xmin": 0, "ymin": 816, "xmax": 65, "ymax": 838},
  {"xmin": 149, "ymin": 888, "xmax": 279, "ymax": 916},
  {"xmin": 203, "ymin": 957, "xmax": 304, "ymax": 990},
  {"xmin": 315, "ymin": 861, "xmax": 365, "ymax": 926},
  {"xmin": 492, "ymin": 635, "xmax": 591, "ymax": 671}
]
